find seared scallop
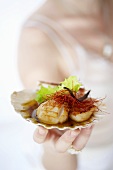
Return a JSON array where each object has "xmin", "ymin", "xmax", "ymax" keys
[
  {"xmin": 36, "ymin": 100, "xmax": 68, "ymax": 124},
  {"xmin": 69, "ymin": 106, "xmax": 97, "ymax": 122}
]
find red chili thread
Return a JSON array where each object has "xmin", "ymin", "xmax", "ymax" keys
[{"xmin": 46, "ymin": 89, "xmax": 99, "ymax": 114}]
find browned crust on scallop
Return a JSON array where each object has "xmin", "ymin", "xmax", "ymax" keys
[
  {"xmin": 36, "ymin": 100, "xmax": 68, "ymax": 124},
  {"xmin": 69, "ymin": 106, "xmax": 97, "ymax": 122}
]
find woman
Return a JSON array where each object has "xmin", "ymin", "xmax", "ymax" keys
[{"xmin": 18, "ymin": 0, "xmax": 113, "ymax": 169}]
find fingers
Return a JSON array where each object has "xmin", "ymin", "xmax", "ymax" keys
[
  {"xmin": 33, "ymin": 125, "xmax": 94, "ymax": 154},
  {"xmin": 33, "ymin": 126, "xmax": 48, "ymax": 144},
  {"xmin": 55, "ymin": 129, "xmax": 80, "ymax": 153},
  {"xmin": 72, "ymin": 126, "xmax": 94, "ymax": 151}
]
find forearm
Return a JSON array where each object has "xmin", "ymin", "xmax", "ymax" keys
[{"xmin": 42, "ymin": 143, "xmax": 77, "ymax": 170}]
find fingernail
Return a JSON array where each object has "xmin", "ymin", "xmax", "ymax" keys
[
  {"xmin": 70, "ymin": 130, "xmax": 80, "ymax": 137},
  {"xmin": 38, "ymin": 127, "xmax": 46, "ymax": 135}
]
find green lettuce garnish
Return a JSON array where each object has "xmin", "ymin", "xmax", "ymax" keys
[
  {"xmin": 60, "ymin": 76, "xmax": 82, "ymax": 92},
  {"xmin": 35, "ymin": 76, "xmax": 82, "ymax": 103},
  {"xmin": 35, "ymin": 85, "xmax": 59, "ymax": 103}
]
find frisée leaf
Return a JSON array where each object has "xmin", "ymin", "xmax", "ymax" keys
[
  {"xmin": 35, "ymin": 85, "xmax": 59, "ymax": 103},
  {"xmin": 35, "ymin": 76, "xmax": 82, "ymax": 103},
  {"xmin": 60, "ymin": 76, "xmax": 82, "ymax": 91}
]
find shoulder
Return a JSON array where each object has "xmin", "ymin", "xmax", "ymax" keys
[
  {"xmin": 19, "ymin": 26, "xmax": 50, "ymax": 46},
  {"xmin": 19, "ymin": 0, "xmax": 60, "ymax": 51}
]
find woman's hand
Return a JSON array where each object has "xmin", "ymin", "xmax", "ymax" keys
[{"xmin": 33, "ymin": 125, "xmax": 94, "ymax": 153}]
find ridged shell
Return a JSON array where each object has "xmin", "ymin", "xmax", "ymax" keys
[{"xmin": 11, "ymin": 89, "xmax": 107, "ymax": 130}]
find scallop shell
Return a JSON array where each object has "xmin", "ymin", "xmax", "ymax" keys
[{"xmin": 11, "ymin": 89, "xmax": 107, "ymax": 130}]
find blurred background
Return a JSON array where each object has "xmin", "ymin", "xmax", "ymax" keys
[{"xmin": 0, "ymin": 0, "xmax": 46, "ymax": 169}]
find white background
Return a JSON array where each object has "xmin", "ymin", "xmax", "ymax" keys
[{"xmin": 0, "ymin": 0, "xmax": 46, "ymax": 169}]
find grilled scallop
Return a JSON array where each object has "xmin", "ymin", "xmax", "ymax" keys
[
  {"xmin": 69, "ymin": 106, "xmax": 97, "ymax": 122},
  {"xmin": 36, "ymin": 100, "xmax": 68, "ymax": 124}
]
